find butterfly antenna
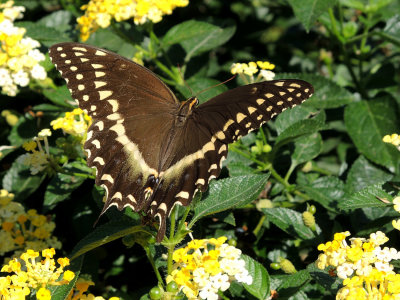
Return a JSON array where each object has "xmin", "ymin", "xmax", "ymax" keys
[
  {"xmin": 195, "ymin": 75, "xmax": 236, "ymax": 98},
  {"xmin": 177, "ymin": 64, "xmax": 194, "ymax": 97}
]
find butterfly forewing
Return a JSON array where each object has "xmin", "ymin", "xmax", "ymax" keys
[{"xmin": 49, "ymin": 42, "xmax": 314, "ymax": 242}]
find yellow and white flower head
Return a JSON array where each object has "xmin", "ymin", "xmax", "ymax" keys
[
  {"xmin": 383, "ymin": 133, "xmax": 400, "ymax": 151},
  {"xmin": 167, "ymin": 237, "xmax": 252, "ymax": 300},
  {"xmin": 77, "ymin": 0, "xmax": 189, "ymax": 41},
  {"xmin": 231, "ymin": 60, "xmax": 276, "ymax": 84},
  {"xmin": 0, "ymin": 1, "xmax": 47, "ymax": 96},
  {"xmin": 317, "ymin": 231, "xmax": 400, "ymax": 299}
]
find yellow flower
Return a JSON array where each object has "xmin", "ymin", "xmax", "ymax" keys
[
  {"xmin": 37, "ymin": 287, "xmax": 51, "ymax": 300},
  {"xmin": 230, "ymin": 61, "xmax": 276, "ymax": 83},
  {"xmin": 383, "ymin": 133, "xmax": 400, "ymax": 149},
  {"xmin": 51, "ymin": 108, "xmax": 92, "ymax": 138},
  {"xmin": 77, "ymin": 0, "xmax": 189, "ymax": 41}
]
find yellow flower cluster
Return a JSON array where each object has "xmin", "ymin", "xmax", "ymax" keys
[
  {"xmin": 231, "ymin": 61, "xmax": 276, "ymax": 83},
  {"xmin": 316, "ymin": 231, "xmax": 400, "ymax": 299},
  {"xmin": 51, "ymin": 108, "xmax": 92, "ymax": 138},
  {"xmin": 383, "ymin": 134, "xmax": 400, "ymax": 151},
  {"xmin": 0, "ymin": 248, "xmax": 74, "ymax": 300},
  {"xmin": 67, "ymin": 277, "xmax": 120, "ymax": 300},
  {"xmin": 0, "ymin": 189, "xmax": 61, "ymax": 258},
  {"xmin": 77, "ymin": 0, "xmax": 189, "ymax": 41},
  {"xmin": 166, "ymin": 237, "xmax": 252, "ymax": 300},
  {"xmin": 391, "ymin": 196, "xmax": 400, "ymax": 231},
  {"xmin": 0, "ymin": 1, "xmax": 47, "ymax": 96},
  {"xmin": 19, "ymin": 128, "xmax": 52, "ymax": 175}
]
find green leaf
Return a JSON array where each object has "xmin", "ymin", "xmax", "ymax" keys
[
  {"xmin": 292, "ymin": 132, "xmax": 323, "ymax": 166},
  {"xmin": 262, "ymin": 208, "xmax": 315, "ymax": 240},
  {"xmin": 338, "ymin": 184, "xmax": 392, "ymax": 210},
  {"xmin": 346, "ymin": 155, "xmax": 393, "ymax": 194},
  {"xmin": 70, "ymin": 218, "xmax": 150, "ymax": 260},
  {"xmin": 44, "ymin": 162, "xmax": 90, "ymax": 210},
  {"xmin": 189, "ymin": 174, "xmax": 269, "ymax": 227},
  {"xmin": 38, "ymin": 10, "xmax": 74, "ymax": 34},
  {"xmin": 163, "ymin": 20, "xmax": 235, "ymax": 60},
  {"xmin": 275, "ymin": 105, "xmax": 319, "ymax": 134},
  {"xmin": 2, "ymin": 155, "xmax": 46, "ymax": 202},
  {"xmin": 15, "ymin": 21, "xmax": 72, "ymax": 47},
  {"xmin": 276, "ymin": 270, "xmax": 311, "ymax": 297},
  {"xmin": 43, "ymin": 85, "xmax": 75, "ymax": 108},
  {"xmin": 242, "ymin": 254, "xmax": 270, "ymax": 300},
  {"xmin": 274, "ymin": 119, "xmax": 328, "ymax": 146},
  {"xmin": 287, "ymin": 0, "xmax": 336, "ymax": 31},
  {"xmin": 299, "ymin": 176, "xmax": 345, "ymax": 211},
  {"xmin": 276, "ymin": 73, "xmax": 354, "ymax": 109},
  {"xmin": 307, "ymin": 263, "xmax": 342, "ymax": 294},
  {"xmin": 344, "ymin": 97, "xmax": 400, "ymax": 173}
]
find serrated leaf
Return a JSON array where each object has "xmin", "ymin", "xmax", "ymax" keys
[
  {"xmin": 307, "ymin": 263, "xmax": 342, "ymax": 294},
  {"xmin": 70, "ymin": 218, "xmax": 150, "ymax": 260},
  {"xmin": 262, "ymin": 207, "xmax": 315, "ymax": 240},
  {"xmin": 299, "ymin": 176, "xmax": 345, "ymax": 211},
  {"xmin": 339, "ymin": 184, "xmax": 392, "ymax": 210},
  {"xmin": 287, "ymin": 0, "xmax": 336, "ymax": 31},
  {"xmin": 275, "ymin": 105, "xmax": 319, "ymax": 134},
  {"xmin": 241, "ymin": 254, "xmax": 270, "ymax": 300},
  {"xmin": 2, "ymin": 155, "xmax": 46, "ymax": 202},
  {"xmin": 163, "ymin": 20, "xmax": 235, "ymax": 60},
  {"xmin": 346, "ymin": 155, "xmax": 393, "ymax": 194},
  {"xmin": 344, "ymin": 97, "xmax": 400, "ymax": 173},
  {"xmin": 274, "ymin": 119, "xmax": 328, "ymax": 146},
  {"xmin": 189, "ymin": 174, "xmax": 269, "ymax": 226},
  {"xmin": 276, "ymin": 73, "xmax": 354, "ymax": 109},
  {"xmin": 292, "ymin": 132, "xmax": 323, "ymax": 166}
]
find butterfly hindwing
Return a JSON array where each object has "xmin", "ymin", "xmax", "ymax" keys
[{"xmin": 49, "ymin": 42, "xmax": 314, "ymax": 242}]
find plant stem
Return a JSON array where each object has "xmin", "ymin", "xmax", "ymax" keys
[
  {"xmin": 253, "ymin": 215, "xmax": 266, "ymax": 237},
  {"xmin": 144, "ymin": 246, "xmax": 164, "ymax": 287},
  {"xmin": 166, "ymin": 206, "xmax": 178, "ymax": 275}
]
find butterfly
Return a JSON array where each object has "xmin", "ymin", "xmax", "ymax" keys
[{"xmin": 49, "ymin": 43, "xmax": 314, "ymax": 242}]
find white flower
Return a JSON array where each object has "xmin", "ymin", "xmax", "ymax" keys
[
  {"xmin": 0, "ymin": 68, "xmax": 13, "ymax": 87},
  {"xmin": 235, "ymin": 269, "xmax": 253, "ymax": 285},
  {"xmin": 260, "ymin": 69, "xmax": 275, "ymax": 81},
  {"xmin": 336, "ymin": 263, "xmax": 354, "ymax": 279},
  {"xmin": 220, "ymin": 244, "xmax": 242, "ymax": 259},
  {"xmin": 31, "ymin": 64, "xmax": 47, "ymax": 80},
  {"xmin": 12, "ymin": 70, "xmax": 29, "ymax": 87},
  {"xmin": 210, "ymin": 273, "xmax": 230, "ymax": 291},
  {"xmin": 2, "ymin": 83, "xmax": 17, "ymax": 96},
  {"xmin": 28, "ymin": 49, "xmax": 45, "ymax": 62},
  {"xmin": 374, "ymin": 261, "xmax": 393, "ymax": 273},
  {"xmin": 199, "ymin": 283, "xmax": 218, "ymax": 300},
  {"xmin": 3, "ymin": 5, "xmax": 25, "ymax": 21},
  {"xmin": 20, "ymin": 37, "xmax": 40, "ymax": 50},
  {"xmin": 38, "ymin": 128, "xmax": 52, "ymax": 137},
  {"xmin": 193, "ymin": 267, "xmax": 209, "ymax": 288}
]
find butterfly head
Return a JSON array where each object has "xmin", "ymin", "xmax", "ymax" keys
[{"xmin": 178, "ymin": 97, "xmax": 198, "ymax": 117}]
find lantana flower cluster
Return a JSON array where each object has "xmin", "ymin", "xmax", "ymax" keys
[
  {"xmin": 391, "ymin": 196, "xmax": 400, "ymax": 231},
  {"xmin": 316, "ymin": 231, "xmax": 400, "ymax": 299},
  {"xmin": 0, "ymin": 248, "xmax": 74, "ymax": 300},
  {"xmin": 19, "ymin": 128, "xmax": 52, "ymax": 175},
  {"xmin": 51, "ymin": 108, "xmax": 92, "ymax": 138},
  {"xmin": 231, "ymin": 61, "xmax": 276, "ymax": 83},
  {"xmin": 77, "ymin": 0, "xmax": 189, "ymax": 41},
  {"xmin": 0, "ymin": 189, "xmax": 61, "ymax": 259},
  {"xmin": 166, "ymin": 237, "xmax": 252, "ymax": 300},
  {"xmin": 0, "ymin": 1, "xmax": 47, "ymax": 96},
  {"xmin": 383, "ymin": 133, "xmax": 400, "ymax": 151}
]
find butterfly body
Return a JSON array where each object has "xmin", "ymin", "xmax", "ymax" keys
[{"xmin": 49, "ymin": 43, "xmax": 313, "ymax": 242}]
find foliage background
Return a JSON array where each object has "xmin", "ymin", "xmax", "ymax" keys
[{"xmin": 1, "ymin": 0, "xmax": 400, "ymax": 299}]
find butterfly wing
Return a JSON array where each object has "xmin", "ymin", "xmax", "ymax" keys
[
  {"xmin": 147, "ymin": 80, "xmax": 314, "ymax": 230},
  {"xmin": 49, "ymin": 42, "xmax": 181, "ymax": 234}
]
